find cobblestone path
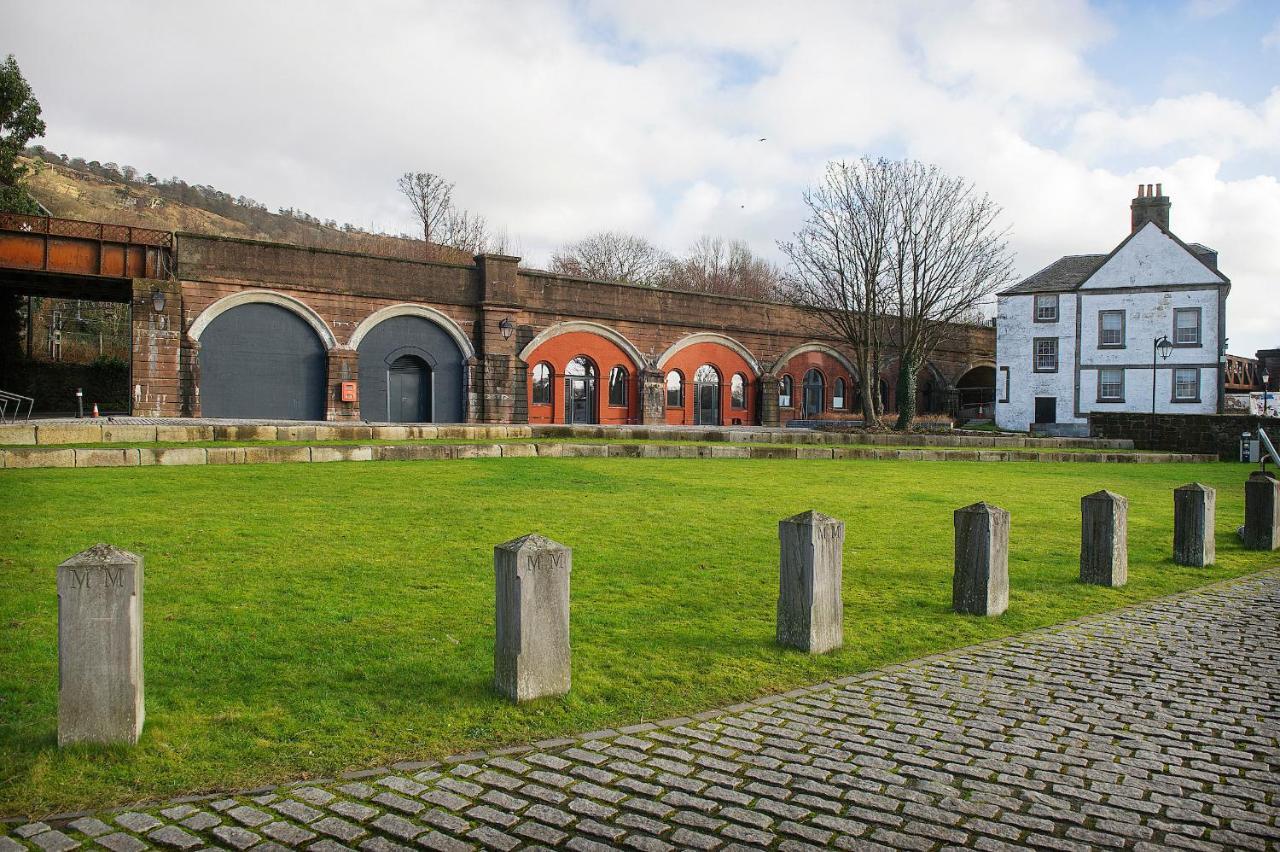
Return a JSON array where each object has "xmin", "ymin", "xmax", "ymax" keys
[{"xmin": 5, "ymin": 572, "xmax": 1278, "ymax": 852}]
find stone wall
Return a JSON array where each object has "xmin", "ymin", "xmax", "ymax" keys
[
  {"xmin": 1090, "ymin": 412, "xmax": 1280, "ymax": 459},
  {"xmin": 134, "ymin": 232, "xmax": 996, "ymax": 422}
]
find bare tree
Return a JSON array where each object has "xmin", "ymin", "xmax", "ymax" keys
[
  {"xmin": 397, "ymin": 172, "xmax": 453, "ymax": 248},
  {"xmin": 886, "ymin": 161, "xmax": 1014, "ymax": 428},
  {"xmin": 397, "ymin": 171, "xmax": 506, "ymax": 257},
  {"xmin": 779, "ymin": 159, "xmax": 895, "ymax": 424},
  {"xmin": 548, "ymin": 231, "xmax": 671, "ymax": 286},
  {"xmin": 666, "ymin": 236, "xmax": 783, "ymax": 299}
]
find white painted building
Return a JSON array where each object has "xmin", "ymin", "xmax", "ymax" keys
[{"xmin": 995, "ymin": 186, "xmax": 1230, "ymax": 434}]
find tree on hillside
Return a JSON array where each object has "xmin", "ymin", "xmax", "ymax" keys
[
  {"xmin": 781, "ymin": 158, "xmax": 1012, "ymax": 429},
  {"xmin": 396, "ymin": 171, "xmax": 498, "ymax": 256},
  {"xmin": 0, "ymin": 54, "xmax": 46, "ymax": 214},
  {"xmin": 779, "ymin": 159, "xmax": 894, "ymax": 423},
  {"xmin": 666, "ymin": 236, "xmax": 783, "ymax": 300},
  {"xmin": 548, "ymin": 231, "xmax": 671, "ymax": 287}
]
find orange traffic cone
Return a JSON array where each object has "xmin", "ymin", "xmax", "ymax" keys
[{"xmin": 92, "ymin": 403, "xmax": 100, "ymax": 418}]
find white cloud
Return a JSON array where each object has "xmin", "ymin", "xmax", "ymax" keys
[
  {"xmin": 4, "ymin": 0, "xmax": 1277, "ymax": 355},
  {"xmin": 1264, "ymin": 18, "xmax": 1280, "ymax": 49}
]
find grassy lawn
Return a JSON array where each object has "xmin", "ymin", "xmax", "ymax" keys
[
  {"xmin": 0, "ymin": 457, "xmax": 1272, "ymax": 816},
  {"xmin": 3, "ymin": 436, "xmax": 1157, "ymax": 453}
]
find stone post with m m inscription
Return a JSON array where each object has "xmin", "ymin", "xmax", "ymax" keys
[{"xmin": 57, "ymin": 543, "xmax": 144, "ymax": 746}]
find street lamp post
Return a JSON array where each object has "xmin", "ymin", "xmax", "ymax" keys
[{"xmin": 1150, "ymin": 335, "xmax": 1173, "ymax": 448}]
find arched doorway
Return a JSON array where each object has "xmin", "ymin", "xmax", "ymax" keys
[
  {"xmin": 387, "ymin": 354, "xmax": 430, "ymax": 423},
  {"xmin": 956, "ymin": 365, "xmax": 997, "ymax": 419},
  {"xmin": 694, "ymin": 364, "xmax": 721, "ymax": 425},
  {"xmin": 802, "ymin": 369, "xmax": 825, "ymax": 418},
  {"xmin": 198, "ymin": 302, "xmax": 327, "ymax": 420},
  {"xmin": 354, "ymin": 314, "xmax": 468, "ymax": 423},
  {"xmin": 565, "ymin": 356, "xmax": 598, "ymax": 424}
]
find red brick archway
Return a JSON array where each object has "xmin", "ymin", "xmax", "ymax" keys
[
  {"xmin": 659, "ymin": 340, "xmax": 758, "ymax": 426},
  {"xmin": 522, "ymin": 330, "xmax": 642, "ymax": 424},
  {"xmin": 776, "ymin": 346, "xmax": 857, "ymax": 421}
]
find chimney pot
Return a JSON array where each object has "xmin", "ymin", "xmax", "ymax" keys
[{"xmin": 1156, "ymin": 182, "xmax": 1162, "ymax": 196}]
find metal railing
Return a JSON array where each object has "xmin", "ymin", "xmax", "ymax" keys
[
  {"xmin": 0, "ymin": 212, "xmax": 173, "ymax": 248},
  {"xmin": 0, "ymin": 390, "xmax": 34, "ymax": 424}
]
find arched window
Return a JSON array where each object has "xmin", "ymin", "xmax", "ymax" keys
[
  {"xmin": 779, "ymin": 375, "xmax": 793, "ymax": 408},
  {"xmin": 665, "ymin": 370, "xmax": 684, "ymax": 407},
  {"xmin": 833, "ymin": 377, "xmax": 846, "ymax": 409},
  {"xmin": 731, "ymin": 373, "xmax": 746, "ymax": 409},
  {"xmin": 803, "ymin": 369, "xmax": 825, "ymax": 417},
  {"xmin": 694, "ymin": 364, "xmax": 720, "ymax": 383},
  {"xmin": 608, "ymin": 365, "xmax": 628, "ymax": 407},
  {"xmin": 531, "ymin": 362, "xmax": 553, "ymax": 405},
  {"xmin": 565, "ymin": 356, "xmax": 596, "ymax": 377}
]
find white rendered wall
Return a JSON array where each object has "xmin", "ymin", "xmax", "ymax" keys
[
  {"xmin": 1082, "ymin": 223, "xmax": 1224, "ymax": 289},
  {"xmin": 994, "ymin": 294, "xmax": 1079, "ymax": 430},
  {"xmin": 997, "ymin": 286, "xmax": 1221, "ymax": 431}
]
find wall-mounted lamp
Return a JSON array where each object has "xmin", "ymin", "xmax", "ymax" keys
[
  {"xmin": 151, "ymin": 288, "xmax": 166, "ymax": 313},
  {"xmin": 498, "ymin": 317, "xmax": 514, "ymax": 340}
]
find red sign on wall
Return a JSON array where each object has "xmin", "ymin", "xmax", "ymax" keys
[{"xmin": 340, "ymin": 381, "xmax": 358, "ymax": 403}]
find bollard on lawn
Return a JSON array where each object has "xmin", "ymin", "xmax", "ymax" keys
[
  {"xmin": 1173, "ymin": 483, "xmax": 1215, "ymax": 566},
  {"xmin": 776, "ymin": 510, "xmax": 844, "ymax": 654},
  {"xmin": 57, "ymin": 543, "xmax": 144, "ymax": 746},
  {"xmin": 494, "ymin": 534, "xmax": 571, "ymax": 702},
  {"xmin": 1080, "ymin": 490, "xmax": 1128, "ymax": 587},
  {"xmin": 1243, "ymin": 470, "xmax": 1279, "ymax": 551},
  {"xmin": 953, "ymin": 502, "xmax": 1009, "ymax": 616}
]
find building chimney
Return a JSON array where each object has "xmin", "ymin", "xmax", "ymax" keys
[{"xmin": 1131, "ymin": 183, "xmax": 1171, "ymax": 233}]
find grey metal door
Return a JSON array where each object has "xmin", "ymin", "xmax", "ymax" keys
[
  {"xmin": 566, "ymin": 377, "xmax": 595, "ymax": 424},
  {"xmin": 695, "ymin": 382, "xmax": 720, "ymax": 425},
  {"xmin": 199, "ymin": 302, "xmax": 326, "ymax": 420},
  {"xmin": 387, "ymin": 355, "xmax": 429, "ymax": 422},
  {"xmin": 1034, "ymin": 396, "xmax": 1056, "ymax": 424}
]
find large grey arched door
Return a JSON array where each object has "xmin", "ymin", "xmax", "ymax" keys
[
  {"xmin": 199, "ymin": 302, "xmax": 327, "ymax": 420},
  {"xmin": 357, "ymin": 315, "xmax": 466, "ymax": 422}
]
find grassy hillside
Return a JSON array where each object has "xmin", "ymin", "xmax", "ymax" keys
[{"xmin": 18, "ymin": 154, "xmax": 473, "ymax": 264}]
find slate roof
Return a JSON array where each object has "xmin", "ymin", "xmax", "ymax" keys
[{"xmin": 999, "ymin": 254, "xmax": 1107, "ymax": 295}]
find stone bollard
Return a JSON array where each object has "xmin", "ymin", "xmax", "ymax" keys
[
  {"xmin": 57, "ymin": 544, "xmax": 144, "ymax": 746},
  {"xmin": 1173, "ymin": 483, "xmax": 1216, "ymax": 566},
  {"xmin": 953, "ymin": 502, "xmax": 1009, "ymax": 616},
  {"xmin": 494, "ymin": 534, "xmax": 571, "ymax": 702},
  {"xmin": 1243, "ymin": 470, "xmax": 1280, "ymax": 551},
  {"xmin": 1080, "ymin": 490, "xmax": 1128, "ymax": 587},
  {"xmin": 776, "ymin": 510, "xmax": 844, "ymax": 654}
]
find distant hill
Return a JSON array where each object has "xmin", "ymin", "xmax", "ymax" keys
[{"xmin": 18, "ymin": 149, "xmax": 474, "ymax": 265}]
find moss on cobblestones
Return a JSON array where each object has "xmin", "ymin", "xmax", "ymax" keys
[{"xmin": 0, "ymin": 458, "xmax": 1273, "ymax": 815}]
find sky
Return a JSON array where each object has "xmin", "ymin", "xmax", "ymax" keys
[{"xmin": 6, "ymin": 0, "xmax": 1279, "ymax": 355}]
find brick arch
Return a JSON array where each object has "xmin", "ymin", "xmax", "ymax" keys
[
  {"xmin": 660, "ymin": 340, "xmax": 758, "ymax": 426},
  {"xmin": 348, "ymin": 303, "xmax": 475, "ymax": 359},
  {"xmin": 519, "ymin": 321, "xmax": 645, "ymax": 371},
  {"xmin": 522, "ymin": 329, "xmax": 642, "ymax": 425},
  {"xmin": 776, "ymin": 345, "xmax": 858, "ymax": 419},
  {"xmin": 187, "ymin": 289, "xmax": 336, "ymax": 350},
  {"xmin": 657, "ymin": 333, "xmax": 761, "ymax": 377}
]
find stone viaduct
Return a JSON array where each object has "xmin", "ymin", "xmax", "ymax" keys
[{"xmin": 0, "ymin": 214, "xmax": 996, "ymax": 426}]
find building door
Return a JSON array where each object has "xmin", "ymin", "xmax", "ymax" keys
[
  {"xmin": 199, "ymin": 302, "xmax": 327, "ymax": 420},
  {"xmin": 693, "ymin": 364, "xmax": 721, "ymax": 426},
  {"xmin": 802, "ymin": 369, "xmax": 825, "ymax": 418},
  {"xmin": 1034, "ymin": 396, "xmax": 1057, "ymax": 424},
  {"xmin": 387, "ymin": 355, "xmax": 430, "ymax": 422},
  {"xmin": 566, "ymin": 377, "xmax": 596, "ymax": 423},
  {"xmin": 563, "ymin": 356, "xmax": 598, "ymax": 424}
]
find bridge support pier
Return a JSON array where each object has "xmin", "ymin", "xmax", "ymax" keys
[{"xmin": 129, "ymin": 278, "xmax": 183, "ymax": 418}]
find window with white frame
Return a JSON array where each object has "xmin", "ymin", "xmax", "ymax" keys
[
  {"xmin": 1034, "ymin": 294, "xmax": 1059, "ymax": 322},
  {"xmin": 1033, "ymin": 337, "xmax": 1058, "ymax": 372},
  {"xmin": 1173, "ymin": 308, "xmax": 1201, "ymax": 345},
  {"xmin": 1098, "ymin": 368, "xmax": 1124, "ymax": 402},
  {"xmin": 1099, "ymin": 310, "xmax": 1125, "ymax": 347},
  {"xmin": 1173, "ymin": 367, "xmax": 1200, "ymax": 401}
]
